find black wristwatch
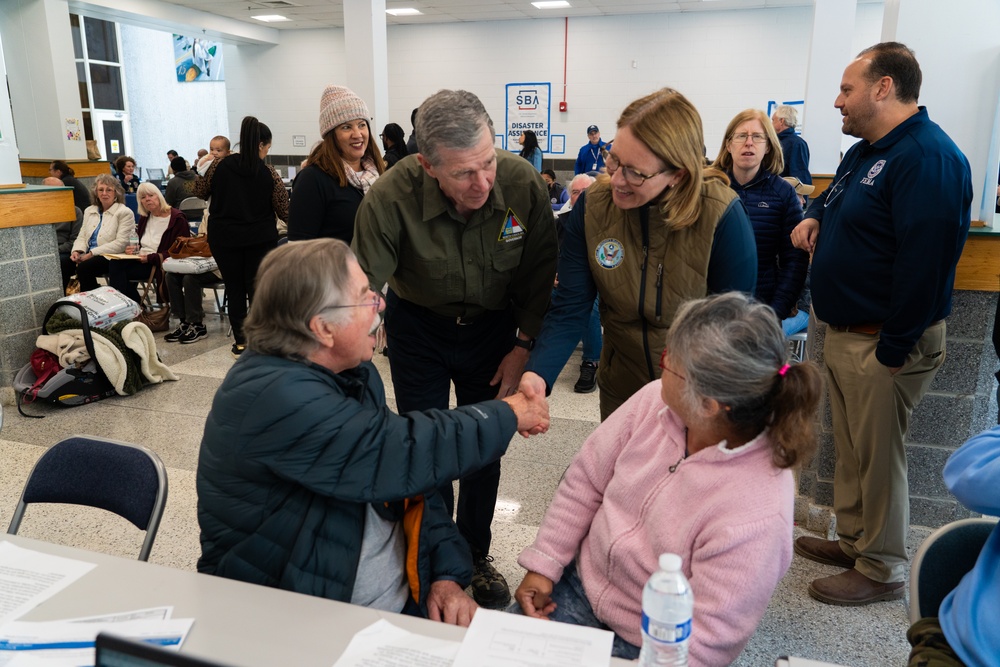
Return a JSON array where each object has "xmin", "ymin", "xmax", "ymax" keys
[{"xmin": 513, "ymin": 337, "xmax": 535, "ymax": 351}]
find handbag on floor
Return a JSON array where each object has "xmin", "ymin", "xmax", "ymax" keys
[{"xmin": 135, "ymin": 267, "xmax": 170, "ymax": 332}]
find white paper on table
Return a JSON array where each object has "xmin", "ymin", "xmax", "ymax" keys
[
  {"xmin": 0, "ymin": 617, "xmax": 194, "ymax": 667},
  {"xmin": 452, "ymin": 609, "xmax": 613, "ymax": 667},
  {"xmin": 331, "ymin": 619, "xmax": 459, "ymax": 667},
  {"xmin": 776, "ymin": 658, "xmax": 851, "ymax": 667},
  {"xmin": 0, "ymin": 542, "xmax": 97, "ymax": 625},
  {"xmin": 65, "ymin": 607, "xmax": 173, "ymax": 623}
]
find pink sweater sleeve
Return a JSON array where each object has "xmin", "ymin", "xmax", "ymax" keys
[
  {"xmin": 517, "ymin": 387, "xmax": 649, "ymax": 582},
  {"xmin": 687, "ymin": 500, "xmax": 793, "ymax": 666}
]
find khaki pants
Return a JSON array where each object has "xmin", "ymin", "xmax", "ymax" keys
[
  {"xmin": 907, "ymin": 617, "xmax": 966, "ymax": 667},
  {"xmin": 825, "ymin": 321, "xmax": 946, "ymax": 582}
]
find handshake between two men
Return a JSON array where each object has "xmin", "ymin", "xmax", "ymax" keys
[{"xmin": 499, "ymin": 371, "xmax": 550, "ymax": 438}]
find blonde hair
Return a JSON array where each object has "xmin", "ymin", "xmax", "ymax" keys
[
  {"xmin": 617, "ymin": 88, "xmax": 728, "ymax": 230},
  {"xmin": 713, "ymin": 109, "xmax": 784, "ymax": 176},
  {"xmin": 136, "ymin": 182, "xmax": 170, "ymax": 217}
]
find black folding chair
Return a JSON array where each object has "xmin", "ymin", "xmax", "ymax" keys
[
  {"xmin": 908, "ymin": 517, "xmax": 996, "ymax": 622},
  {"xmin": 7, "ymin": 435, "xmax": 168, "ymax": 561}
]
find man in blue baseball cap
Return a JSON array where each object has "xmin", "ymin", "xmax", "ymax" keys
[{"xmin": 574, "ymin": 124, "xmax": 605, "ymax": 175}]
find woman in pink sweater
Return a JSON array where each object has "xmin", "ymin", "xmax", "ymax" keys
[{"xmin": 515, "ymin": 292, "xmax": 822, "ymax": 664}]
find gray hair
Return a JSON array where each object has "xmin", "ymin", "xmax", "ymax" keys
[
  {"xmin": 415, "ymin": 89, "xmax": 495, "ymax": 166},
  {"xmin": 91, "ymin": 173, "xmax": 125, "ymax": 210},
  {"xmin": 773, "ymin": 105, "xmax": 798, "ymax": 129},
  {"xmin": 569, "ymin": 174, "xmax": 596, "ymax": 190},
  {"xmin": 667, "ymin": 292, "xmax": 786, "ymax": 422},
  {"xmin": 136, "ymin": 182, "xmax": 170, "ymax": 217},
  {"xmin": 243, "ymin": 239, "xmax": 356, "ymax": 359}
]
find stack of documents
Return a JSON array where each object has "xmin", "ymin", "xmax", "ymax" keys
[{"xmin": 0, "ymin": 542, "xmax": 193, "ymax": 667}]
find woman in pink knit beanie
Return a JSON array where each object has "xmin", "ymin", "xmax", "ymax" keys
[
  {"xmin": 515, "ymin": 292, "xmax": 822, "ymax": 665},
  {"xmin": 288, "ymin": 84, "xmax": 385, "ymax": 244}
]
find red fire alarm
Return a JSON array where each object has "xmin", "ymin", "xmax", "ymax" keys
[{"xmin": 559, "ymin": 101, "xmax": 568, "ymax": 112}]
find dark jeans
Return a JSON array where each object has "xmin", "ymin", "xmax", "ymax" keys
[
  {"xmin": 59, "ymin": 252, "xmax": 75, "ymax": 290},
  {"xmin": 209, "ymin": 241, "xmax": 275, "ymax": 343},
  {"xmin": 166, "ymin": 271, "xmax": 221, "ymax": 324},
  {"xmin": 108, "ymin": 259, "xmax": 157, "ymax": 304},
  {"xmin": 75, "ymin": 254, "xmax": 111, "ymax": 292},
  {"xmin": 509, "ymin": 561, "xmax": 641, "ymax": 660},
  {"xmin": 384, "ymin": 290, "xmax": 515, "ymax": 557}
]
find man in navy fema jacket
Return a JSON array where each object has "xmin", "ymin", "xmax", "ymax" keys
[{"xmin": 791, "ymin": 42, "xmax": 971, "ymax": 606}]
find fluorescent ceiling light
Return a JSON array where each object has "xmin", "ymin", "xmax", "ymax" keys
[
  {"xmin": 251, "ymin": 14, "xmax": 291, "ymax": 22},
  {"xmin": 532, "ymin": 1, "xmax": 571, "ymax": 8},
  {"xmin": 386, "ymin": 8, "xmax": 423, "ymax": 16}
]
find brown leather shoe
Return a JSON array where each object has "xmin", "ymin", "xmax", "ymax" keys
[
  {"xmin": 808, "ymin": 569, "xmax": 905, "ymax": 606},
  {"xmin": 794, "ymin": 536, "xmax": 856, "ymax": 568}
]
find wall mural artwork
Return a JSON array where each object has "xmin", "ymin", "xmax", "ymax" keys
[{"xmin": 174, "ymin": 35, "xmax": 225, "ymax": 82}]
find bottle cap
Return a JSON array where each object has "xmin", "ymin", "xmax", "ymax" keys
[{"xmin": 659, "ymin": 553, "xmax": 682, "ymax": 571}]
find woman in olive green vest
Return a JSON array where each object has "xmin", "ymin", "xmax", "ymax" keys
[{"xmin": 525, "ymin": 88, "xmax": 758, "ymax": 419}]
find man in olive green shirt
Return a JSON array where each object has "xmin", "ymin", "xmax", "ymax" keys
[{"xmin": 352, "ymin": 90, "xmax": 557, "ymax": 609}]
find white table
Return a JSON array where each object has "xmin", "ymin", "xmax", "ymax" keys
[{"xmin": 4, "ymin": 535, "xmax": 633, "ymax": 666}]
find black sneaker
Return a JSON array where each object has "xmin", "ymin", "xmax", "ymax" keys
[
  {"xmin": 179, "ymin": 323, "xmax": 208, "ymax": 344},
  {"xmin": 231, "ymin": 343, "xmax": 246, "ymax": 359},
  {"xmin": 574, "ymin": 361, "xmax": 598, "ymax": 393},
  {"xmin": 471, "ymin": 555, "xmax": 510, "ymax": 608},
  {"xmin": 164, "ymin": 322, "xmax": 188, "ymax": 343}
]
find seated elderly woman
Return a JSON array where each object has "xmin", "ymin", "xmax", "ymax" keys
[
  {"xmin": 197, "ymin": 238, "xmax": 550, "ymax": 625},
  {"xmin": 70, "ymin": 174, "xmax": 136, "ymax": 292},
  {"xmin": 109, "ymin": 182, "xmax": 188, "ymax": 305},
  {"xmin": 515, "ymin": 292, "xmax": 822, "ymax": 665}
]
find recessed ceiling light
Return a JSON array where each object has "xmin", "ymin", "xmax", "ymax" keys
[
  {"xmin": 532, "ymin": 1, "xmax": 571, "ymax": 8},
  {"xmin": 386, "ymin": 8, "xmax": 423, "ymax": 16},
  {"xmin": 251, "ymin": 14, "xmax": 292, "ymax": 22}
]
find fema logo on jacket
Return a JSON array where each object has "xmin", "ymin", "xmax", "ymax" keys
[{"xmin": 861, "ymin": 159, "xmax": 886, "ymax": 186}]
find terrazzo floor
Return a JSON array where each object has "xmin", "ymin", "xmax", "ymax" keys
[{"xmin": 0, "ymin": 304, "xmax": 927, "ymax": 666}]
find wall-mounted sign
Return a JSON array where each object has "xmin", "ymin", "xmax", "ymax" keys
[
  {"xmin": 292, "ymin": 135, "xmax": 306, "ymax": 148},
  {"xmin": 505, "ymin": 82, "xmax": 551, "ymax": 152},
  {"xmin": 65, "ymin": 118, "xmax": 82, "ymax": 141}
]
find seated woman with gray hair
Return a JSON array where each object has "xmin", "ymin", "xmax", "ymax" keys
[
  {"xmin": 109, "ymin": 182, "xmax": 188, "ymax": 306},
  {"xmin": 70, "ymin": 173, "xmax": 136, "ymax": 292},
  {"xmin": 515, "ymin": 292, "xmax": 822, "ymax": 664}
]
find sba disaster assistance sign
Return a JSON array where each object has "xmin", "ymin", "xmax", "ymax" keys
[{"xmin": 505, "ymin": 83, "xmax": 551, "ymax": 151}]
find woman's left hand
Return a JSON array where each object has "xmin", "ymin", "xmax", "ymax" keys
[
  {"xmin": 515, "ymin": 571, "xmax": 557, "ymax": 619},
  {"xmin": 139, "ymin": 254, "xmax": 149, "ymax": 263}
]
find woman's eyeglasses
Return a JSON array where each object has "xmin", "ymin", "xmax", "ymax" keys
[
  {"xmin": 659, "ymin": 349, "xmax": 686, "ymax": 382},
  {"xmin": 730, "ymin": 132, "xmax": 768, "ymax": 145},
  {"xmin": 602, "ymin": 149, "xmax": 668, "ymax": 187}
]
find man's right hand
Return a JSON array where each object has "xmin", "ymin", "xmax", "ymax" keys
[
  {"xmin": 791, "ymin": 217, "xmax": 820, "ymax": 253},
  {"xmin": 501, "ymin": 371, "xmax": 550, "ymax": 437}
]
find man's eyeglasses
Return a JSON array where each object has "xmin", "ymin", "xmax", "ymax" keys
[
  {"xmin": 824, "ymin": 170, "xmax": 853, "ymax": 208},
  {"xmin": 659, "ymin": 349, "xmax": 686, "ymax": 382},
  {"xmin": 321, "ymin": 293, "xmax": 382, "ymax": 313},
  {"xmin": 602, "ymin": 149, "xmax": 668, "ymax": 187},
  {"xmin": 730, "ymin": 132, "xmax": 768, "ymax": 145}
]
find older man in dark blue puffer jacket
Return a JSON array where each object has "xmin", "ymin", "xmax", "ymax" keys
[{"xmin": 197, "ymin": 239, "xmax": 550, "ymax": 626}]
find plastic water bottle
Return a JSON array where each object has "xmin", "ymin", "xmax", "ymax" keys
[
  {"xmin": 639, "ymin": 553, "xmax": 693, "ymax": 666},
  {"xmin": 129, "ymin": 229, "xmax": 140, "ymax": 254}
]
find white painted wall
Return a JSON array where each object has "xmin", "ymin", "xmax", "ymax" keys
[
  {"xmin": 221, "ymin": 31, "xmax": 347, "ymax": 154},
  {"xmin": 886, "ymin": 0, "xmax": 1000, "ymax": 221},
  {"xmin": 0, "ymin": 34, "xmax": 23, "ymax": 184},
  {"xmin": 220, "ymin": 6, "xmax": 886, "ymax": 162},
  {"xmin": 120, "ymin": 24, "xmax": 229, "ymax": 177}
]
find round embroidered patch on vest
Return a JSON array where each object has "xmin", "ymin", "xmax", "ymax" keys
[{"xmin": 595, "ymin": 238, "xmax": 624, "ymax": 269}]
